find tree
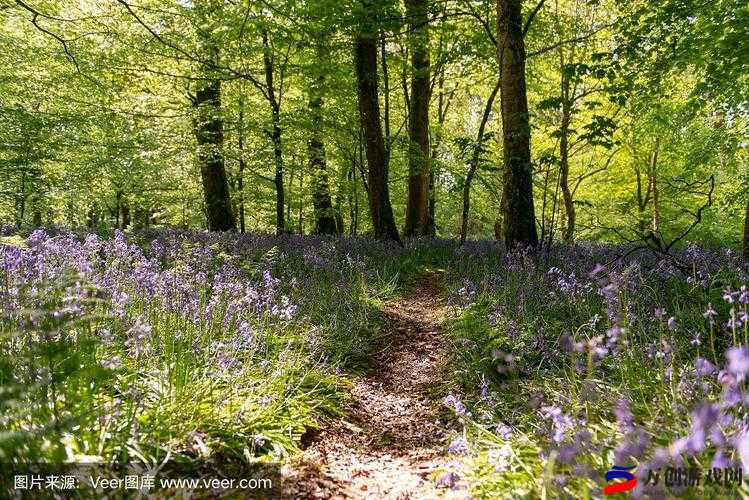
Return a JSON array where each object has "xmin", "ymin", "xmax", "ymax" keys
[
  {"xmin": 259, "ymin": 29, "xmax": 286, "ymax": 234},
  {"xmin": 308, "ymin": 43, "xmax": 339, "ymax": 235},
  {"xmin": 497, "ymin": 0, "xmax": 538, "ymax": 248},
  {"xmin": 354, "ymin": 0, "xmax": 401, "ymax": 243},
  {"xmin": 403, "ymin": 0, "xmax": 431, "ymax": 236},
  {"xmin": 616, "ymin": 0, "xmax": 748, "ymax": 252},
  {"xmin": 189, "ymin": 1, "xmax": 235, "ymax": 232},
  {"xmin": 460, "ymin": 78, "xmax": 501, "ymax": 244}
]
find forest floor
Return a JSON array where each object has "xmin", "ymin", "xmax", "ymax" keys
[{"xmin": 283, "ymin": 272, "xmax": 451, "ymax": 499}]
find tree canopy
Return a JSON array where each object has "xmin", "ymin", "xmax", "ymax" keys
[{"xmin": 0, "ymin": 0, "xmax": 746, "ymax": 250}]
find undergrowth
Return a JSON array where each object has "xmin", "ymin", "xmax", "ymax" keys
[{"xmin": 439, "ymin": 241, "xmax": 749, "ymax": 498}]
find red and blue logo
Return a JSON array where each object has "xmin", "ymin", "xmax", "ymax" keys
[{"xmin": 604, "ymin": 465, "xmax": 637, "ymax": 495}]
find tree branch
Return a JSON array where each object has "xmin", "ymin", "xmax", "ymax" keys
[{"xmin": 523, "ymin": 0, "xmax": 546, "ymax": 37}]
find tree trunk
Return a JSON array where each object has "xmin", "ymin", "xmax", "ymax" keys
[
  {"xmin": 497, "ymin": 0, "xmax": 538, "ymax": 248},
  {"xmin": 32, "ymin": 208, "xmax": 42, "ymax": 227},
  {"xmin": 404, "ymin": 0, "xmax": 431, "ymax": 236},
  {"xmin": 16, "ymin": 171, "xmax": 26, "ymax": 229},
  {"xmin": 334, "ymin": 161, "xmax": 346, "ymax": 234},
  {"xmin": 650, "ymin": 137, "xmax": 661, "ymax": 233},
  {"xmin": 426, "ymin": 44, "xmax": 452, "ymax": 237},
  {"xmin": 354, "ymin": 2, "xmax": 401, "ymax": 243},
  {"xmin": 380, "ymin": 32, "xmax": 392, "ymax": 163},
  {"xmin": 494, "ymin": 219, "xmax": 502, "ymax": 239},
  {"xmin": 559, "ymin": 70, "xmax": 575, "ymax": 241},
  {"xmin": 192, "ymin": 75, "xmax": 235, "ymax": 232},
  {"xmin": 237, "ymin": 100, "xmax": 246, "ymax": 233},
  {"xmin": 262, "ymin": 29, "xmax": 285, "ymax": 235},
  {"xmin": 427, "ymin": 38, "xmax": 445, "ymax": 238},
  {"xmin": 121, "ymin": 202, "xmax": 131, "ymax": 229},
  {"xmin": 348, "ymin": 130, "xmax": 363, "ymax": 235},
  {"xmin": 87, "ymin": 205, "xmax": 99, "ymax": 228},
  {"xmin": 427, "ymin": 171, "xmax": 436, "ymax": 235},
  {"xmin": 460, "ymin": 78, "xmax": 501, "ymax": 245},
  {"xmin": 191, "ymin": 19, "xmax": 234, "ymax": 233},
  {"xmin": 286, "ymin": 168, "xmax": 293, "ymax": 228},
  {"xmin": 635, "ymin": 165, "xmax": 649, "ymax": 235},
  {"xmin": 309, "ymin": 45, "xmax": 339, "ymax": 234}
]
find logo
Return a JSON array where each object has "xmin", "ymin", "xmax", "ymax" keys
[{"xmin": 604, "ymin": 465, "xmax": 637, "ymax": 495}]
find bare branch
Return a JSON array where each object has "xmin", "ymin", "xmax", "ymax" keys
[{"xmin": 523, "ymin": 0, "xmax": 546, "ymax": 37}]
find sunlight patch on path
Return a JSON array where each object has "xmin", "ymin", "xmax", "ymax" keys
[{"xmin": 284, "ymin": 273, "xmax": 451, "ymax": 499}]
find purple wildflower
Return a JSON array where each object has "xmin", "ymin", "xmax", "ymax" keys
[
  {"xmin": 727, "ymin": 347, "xmax": 749, "ymax": 381},
  {"xmin": 447, "ymin": 438, "xmax": 469, "ymax": 455},
  {"xmin": 435, "ymin": 471, "xmax": 460, "ymax": 489},
  {"xmin": 444, "ymin": 393, "xmax": 470, "ymax": 417},
  {"xmin": 704, "ymin": 303, "xmax": 718, "ymax": 325},
  {"xmin": 695, "ymin": 357, "xmax": 716, "ymax": 377},
  {"xmin": 495, "ymin": 423, "xmax": 514, "ymax": 440},
  {"xmin": 614, "ymin": 399, "xmax": 634, "ymax": 433}
]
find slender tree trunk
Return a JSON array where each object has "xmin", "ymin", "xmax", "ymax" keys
[
  {"xmin": 354, "ymin": 1, "xmax": 401, "ymax": 243},
  {"xmin": 380, "ymin": 32, "xmax": 392, "ymax": 163},
  {"xmin": 634, "ymin": 162, "xmax": 651, "ymax": 236},
  {"xmin": 16, "ymin": 171, "xmax": 26, "ymax": 229},
  {"xmin": 427, "ymin": 171, "xmax": 436, "ymax": 235},
  {"xmin": 350, "ymin": 142, "xmax": 362, "ymax": 235},
  {"xmin": 460, "ymin": 78, "xmax": 501, "ymax": 245},
  {"xmin": 262, "ymin": 29, "xmax": 285, "ymax": 235},
  {"xmin": 427, "ymin": 42, "xmax": 445, "ymax": 237},
  {"xmin": 286, "ymin": 168, "xmax": 293, "ymax": 228},
  {"xmin": 237, "ymin": 100, "xmax": 246, "ymax": 233},
  {"xmin": 334, "ymin": 162, "xmax": 346, "ymax": 233},
  {"xmin": 272, "ymin": 113, "xmax": 284, "ymax": 234},
  {"xmin": 635, "ymin": 167, "xmax": 645, "ymax": 234},
  {"xmin": 559, "ymin": 70, "xmax": 575, "ymax": 241},
  {"xmin": 87, "ymin": 205, "xmax": 98, "ymax": 228},
  {"xmin": 650, "ymin": 137, "xmax": 661, "ymax": 233},
  {"xmin": 426, "ymin": 50, "xmax": 452, "ymax": 237},
  {"xmin": 404, "ymin": 0, "xmax": 431, "ymax": 236},
  {"xmin": 497, "ymin": 0, "xmax": 538, "ymax": 248},
  {"xmin": 494, "ymin": 219, "xmax": 502, "ymax": 239},
  {"xmin": 348, "ymin": 161, "xmax": 359, "ymax": 235},
  {"xmin": 308, "ymin": 44, "xmax": 338, "ymax": 234}
]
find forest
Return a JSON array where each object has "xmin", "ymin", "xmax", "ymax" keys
[{"xmin": 0, "ymin": 0, "xmax": 748, "ymax": 498}]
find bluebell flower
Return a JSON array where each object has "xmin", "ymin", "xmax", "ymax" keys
[
  {"xmin": 448, "ymin": 438, "xmax": 469, "ymax": 455},
  {"xmin": 695, "ymin": 357, "xmax": 716, "ymax": 377},
  {"xmin": 435, "ymin": 471, "xmax": 460, "ymax": 489},
  {"xmin": 727, "ymin": 347, "xmax": 749, "ymax": 380}
]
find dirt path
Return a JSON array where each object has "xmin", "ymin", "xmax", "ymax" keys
[{"xmin": 284, "ymin": 272, "xmax": 449, "ymax": 499}]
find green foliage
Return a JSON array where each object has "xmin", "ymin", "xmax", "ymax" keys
[{"xmin": 0, "ymin": 0, "xmax": 743, "ymax": 244}]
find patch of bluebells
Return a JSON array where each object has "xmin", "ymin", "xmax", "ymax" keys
[
  {"xmin": 2, "ymin": 228, "xmax": 437, "ymax": 466},
  {"xmin": 546, "ymin": 266, "xmax": 593, "ymax": 301},
  {"xmin": 2, "ymin": 230, "xmax": 299, "ymax": 340},
  {"xmin": 441, "ymin": 240, "xmax": 749, "ymax": 495},
  {"xmin": 2, "ymin": 228, "xmax": 419, "ymax": 387}
]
